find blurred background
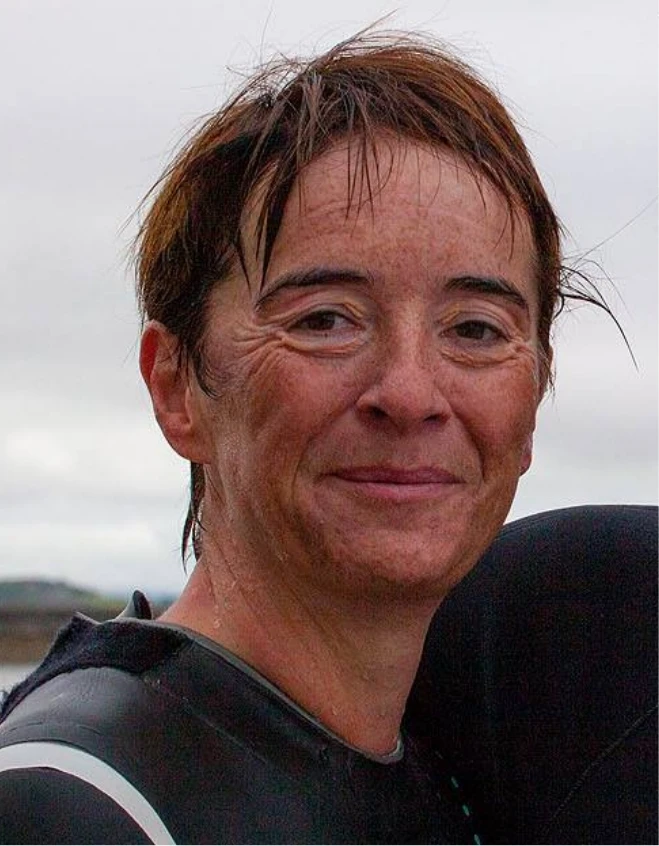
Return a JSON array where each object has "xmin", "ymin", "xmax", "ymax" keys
[{"xmin": 0, "ymin": 0, "xmax": 656, "ymax": 662}]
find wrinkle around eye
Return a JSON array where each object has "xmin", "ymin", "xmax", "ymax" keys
[
  {"xmin": 255, "ymin": 299, "xmax": 370, "ymax": 356},
  {"xmin": 272, "ymin": 325, "xmax": 368, "ymax": 357},
  {"xmin": 225, "ymin": 313, "xmax": 365, "ymax": 358},
  {"xmin": 439, "ymin": 298, "xmax": 530, "ymax": 337},
  {"xmin": 437, "ymin": 336, "xmax": 539, "ymax": 370},
  {"xmin": 437, "ymin": 318, "xmax": 511, "ymax": 364}
]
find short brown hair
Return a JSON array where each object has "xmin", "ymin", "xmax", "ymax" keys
[{"xmin": 133, "ymin": 30, "xmax": 593, "ymax": 560}]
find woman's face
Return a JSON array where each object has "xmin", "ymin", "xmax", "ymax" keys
[{"xmin": 191, "ymin": 142, "xmax": 543, "ymax": 601}]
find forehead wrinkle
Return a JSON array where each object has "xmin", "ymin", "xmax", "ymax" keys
[
  {"xmin": 244, "ymin": 139, "xmax": 538, "ymax": 302},
  {"xmin": 293, "ymin": 142, "xmax": 523, "ymax": 236},
  {"xmin": 301, "ymin": 142, "xmax": 427, "ymax": 218}
]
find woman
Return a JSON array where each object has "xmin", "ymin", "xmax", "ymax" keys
[{"xmin": 0, "ymin": 31, "xmax": 606, "ymax": 844}]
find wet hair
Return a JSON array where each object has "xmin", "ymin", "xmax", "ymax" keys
[{"xmin": 134, "ymin": 29, "xmax": 613, "ymax": 562}]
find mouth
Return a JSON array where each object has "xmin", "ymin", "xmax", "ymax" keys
[{"xmin": 329, "ymin": 466, "xmax": 463, "ymax": 503}]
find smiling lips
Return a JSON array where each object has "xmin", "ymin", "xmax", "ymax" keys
[{"xmin": 331, "ymin": 466, "xmax": 463, "ymax": 502}]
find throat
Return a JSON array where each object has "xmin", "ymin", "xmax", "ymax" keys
[{"xmin": 159, "ymin": 559, "xmax": 437, "ymax": 756}]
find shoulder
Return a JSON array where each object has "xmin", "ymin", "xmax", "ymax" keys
[
  {"xmin": 0, "ymin": 614, "xmax": 191, "ymax": 757},
  {"xmin": 0, "ymin": 669, "xmax": 174, "ymax": 844},
  {"xmin": 0, "ymin": 755, "xmax": 157, "ymax": 844},
  {"xmin": 0, "ymin": 617, "xmax": 188, "ymax": 844},
  {"xmin": 0, "ymin": 616, "xmax": 321, "ymax": 843}
]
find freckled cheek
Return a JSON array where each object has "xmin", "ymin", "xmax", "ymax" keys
[
  {"xmin": 206, "ymin": 342, "xmax": 355, "ymax": 444},
  {"xmin": 454, "ymin": 355, "xmax": 541, "ymax": 466}
]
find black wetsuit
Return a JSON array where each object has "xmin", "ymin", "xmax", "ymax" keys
[
  {"xmin": 0, "ymin": 602, "xmax": 480, "ymax": 845},
  {"xmin": 408, "ymin": 505, "xmax": 658, "ymax": 844}
]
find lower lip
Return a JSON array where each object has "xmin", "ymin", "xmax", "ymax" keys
[{"xmin": 329, "ymin": 477, "xmax": 461, "ymax": 503}]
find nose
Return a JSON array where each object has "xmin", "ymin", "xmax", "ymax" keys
[{"xmin": 356, "ymin": 329, "xmax": 451, "ymax": 432}]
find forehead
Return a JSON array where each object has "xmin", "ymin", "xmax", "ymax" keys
[
  {"xmin": 248, "ymin": 139, "xmax": 537, "ymax": 295},
  {"xmin": 296, "ymin": 141, "xmax": 498, "ymax": 219}
]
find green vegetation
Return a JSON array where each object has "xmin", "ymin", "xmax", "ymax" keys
[{"xmin": 0, "ymin": 579, "xmax": 123, "ymax": 613}]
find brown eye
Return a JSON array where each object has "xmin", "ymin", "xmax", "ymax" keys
[
  {"xmin": 453, "ymin": 321, "xmax": 504, "ymax": 342},
  {"xmin": 297, "ymin": 312, "xmax": 343, "ymax": 331},
  {"xmin": 292, "ymin": 310, "xmax": 355, "ymax": 334},
  {"xmin": 285, "ymin": 306, "xmax": 366, "ymax": 354}
]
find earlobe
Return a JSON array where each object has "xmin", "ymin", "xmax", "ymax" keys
[
  {"xmin": 520, "ymin": 433, "xmax": 533, "ymax": 476},
  {"xmin": 140, "ymin": 321, "xmax": 210, "ymax": 463}
]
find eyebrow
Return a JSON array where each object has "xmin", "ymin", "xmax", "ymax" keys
[
  {"xmin": 444, "ymin": 275, "xmax": 530, "ymax": 312},
  {"xmin": 255, "ymin": 267, "xmax": 371, "ymax": 308},
  {"xmin": 255, "ymin": 267, "xmax": 530, "ymax": 312}
]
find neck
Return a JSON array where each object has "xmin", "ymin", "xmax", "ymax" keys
[{"xmin": 159, "ymin": 542, "xmax": 441, "ymax": 756}]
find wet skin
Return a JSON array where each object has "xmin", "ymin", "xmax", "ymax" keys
[{"xmin": 186, "ymin": 142, "xmax": 544, "ymax": 603}]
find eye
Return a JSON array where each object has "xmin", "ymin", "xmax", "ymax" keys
[
  {"xmin": 284, "ymin": 306, "xmax": 367, "ymax": 354},
  {"xmin": 451, "ymin": 320, "xmax": 506, "ymax": 343},
  {"xmin": 291, "ymin": 309, "xmax": 355, "ymax": 334}
]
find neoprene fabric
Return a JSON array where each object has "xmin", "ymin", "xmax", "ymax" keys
[
  {"xmin": 407, "ymin": 504, "xmax": 658, "ymax": 844},
  {"xmin": 0, "ymin": 621, "xmax": 478, "ymax": 844}
]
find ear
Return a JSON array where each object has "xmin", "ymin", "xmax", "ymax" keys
[
  {"xmin": 519, "ymin": 433, "xmax": 534, "ymax": 476},
  {"xmin": 140, "ymin": 321, "xmax": 211, "ymax": 463}
]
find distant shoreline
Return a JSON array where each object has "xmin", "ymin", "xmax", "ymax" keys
[
  {"xmin": 0, "ymin": 580, "xmax": 171, "ymax": 664},
  {"xmin": 0, "ymin": 604, "xmax": 126, "ymax": 664}
]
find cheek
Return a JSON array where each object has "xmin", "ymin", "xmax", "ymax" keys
[
  {"xmin": 202, "ymin": 330, "xmax": 356, "ymax": 451},
  {"xmin": 453, "ymin": 351, "xmax": 541, "ymax": 467}
]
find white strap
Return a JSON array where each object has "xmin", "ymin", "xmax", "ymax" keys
[{"xmin": 0, "ymin": 741, "xmax": 175, "ymax": 844}]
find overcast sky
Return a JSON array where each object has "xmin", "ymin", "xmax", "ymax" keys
[{"xmin": 1, "ymin": 0, "xmax": 656, "ymax": 595}]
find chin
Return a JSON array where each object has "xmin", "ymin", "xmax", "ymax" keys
[{"xmin": 309, "ymin": 526, "xmax": 481, "ymax": 604}]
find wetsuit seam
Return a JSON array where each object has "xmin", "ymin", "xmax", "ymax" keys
[{"xmin": 540, "ymin": 702, "xmax": 658, "ymax": 837}]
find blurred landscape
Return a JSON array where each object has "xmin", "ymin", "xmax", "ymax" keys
[{"xmin": 0, "ymin": 579, "xmax": 172, "ymax": 664}]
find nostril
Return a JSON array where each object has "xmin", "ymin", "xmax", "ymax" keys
[{"xmin": 368, "ymin": 406, "xmax": 388, "ymax": 421}]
